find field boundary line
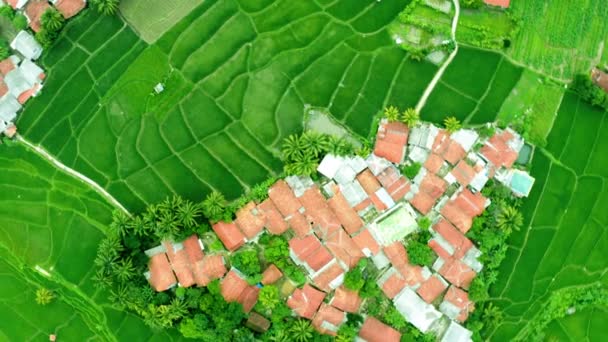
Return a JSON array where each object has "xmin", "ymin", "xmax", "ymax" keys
[
  {"xmin": 17, "ymin": 135, "xmax": 129, "ymax": 215},
  {"xmin": 415, "ymin": 0, "xmax": 460, "ymax": 113}
]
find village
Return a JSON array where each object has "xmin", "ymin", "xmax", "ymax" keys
[{"xmin": 142, "ymin": 117, "xmax": 534, "ymax": 342}]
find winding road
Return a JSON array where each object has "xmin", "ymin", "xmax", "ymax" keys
[{"xmin": 415, "ymin": 0, "xmax": 461, "ymax": 113}]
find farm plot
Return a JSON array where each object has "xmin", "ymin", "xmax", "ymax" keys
[
  {"xmin": 543, "ymin": 306, "xmax": 608, "ymax": 342},
  {"xmin": 421, "ymin": 46, "xmax": 523, "ymax": 124},
  {"xmin": 487, "ymin": 93, "xmax": 608, "ymax": 340},
  {"xmin": 0, "ymin": 145, "xmax": 184, "ymax": 341},
  {"xmin": 18, "ymin": 0, "xmax": 440, "ymax": 212},
  {"xmin": 508, "ymin": 0, "xmax": 608, "ymax": 80}
]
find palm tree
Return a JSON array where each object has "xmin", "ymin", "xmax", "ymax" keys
[
  {"xmin": 157, "ymin": 212, "xmax": 180, "ymax": 238},
  {"xmin": 401, "ymin": 108, "xmax": 419, "ymax": 127},
  {"xmin": 270, "ymin": 330, "xmax": 290, "ymax": 342},
  {"xmin": 482, "ymin": 303, "xmax": 503, "ymax": 328},
  {"xmin": 40, "ymin": 8, "xmax": 64, "ymax": 32},
  {"xmin": 202, "ymin": 191, "xmax": 226, "ymax": 221},
  {"xmin": 113, "ymin": 257, "xmax": 136, "ymax": 283},
  {"xmin": 168, "ymin": 298, "xmax": 188, "ymax": 320},
  {"xmin": 289, "ymin": 319, "xmax": 313, "ymax": 342},
  {"xmin": 110, "ymin": 210, "xmax": 131, "ymax": 237},
  {"xmin": 285, "ymin": 154, "xmax": 318, "ymax": 176},
  {"xmin": 92, "ymin": 268, "xmax": 113, "ymax": 289},
  {"xmin": 130, "ymin": 215, "xmax": 147, "ymax": 237},
  {"xmin": 109, "ymin": 284, "xmax": 129, "ymax": 309},
  {"xmin": 178, "ymin": 200, "xmax": 201, "ymax": 229},
  {"xmin": 497, "ymin": 205, "xmax": 523, "ymax": 233},
  {"xmin": 300, "ymin": 131, "xmax": 330, "ymax": 157},
  {"xmin": 444, "ymin": 116, "xmax": 462, "ymax": 133},
  {"xmin": 384, "ymin": 105, "xmax": 400, "ymax": 122},
  {"xmin": 35, "ymin": 288, "xmax": 54, "ymax": 305},
  {"xmin": 258, "ymin": 285, "xmax": 279, "ymax": 310},
  {"xmin": 92, "ymin": 0, "xmax": 120, "ymax": 15},
  {"xmin": 281, "ymin": 134, "xmax": 304, "ymax": 161}
]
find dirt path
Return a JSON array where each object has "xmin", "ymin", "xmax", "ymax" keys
[
  {"xmin": 16, "ymin": 135, "xmax": 130, "ymax": 215},
  {"xmin": 415, "ymin": 0, "xmax": 461, "ymax": 113}
]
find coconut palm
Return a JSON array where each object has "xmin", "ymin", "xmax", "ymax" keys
[
  {"xmin": 130, "ymin": 215, "xmax": 147, "ymax": 237},
  {"xmin": 35, "ymin": 288, "xmax": 54, "ymax": 305},
  {"xmin": 157, "ymin": 212, "xmax": 180, "ymax": 238},
  {"xmin": 258, "ymin": 285, "xmax": 279, "ymax": 310},
  {"xmin": 497, "ymin": 205, "xmax": 523, "ymax": 233},
  {"xmin": 300, "ymin": 131, "xmax": 330, "ymax": 157},
  {"xmin": 289, "ymin": 319, "xmax": 314, "ymax": 342},
  {"xmin": 92, "ymin": 0, "xmax": 120, "ymax": 15},
  {"xmin": 113, "ymin": 257, "xmax": 136, "ymax": 283},
  {"xmin": 93, "ymin": 268, "xmax": 113, "ymax": 289},
  {"xmin": 384, "ymin": 105, "xmax": 400, "ymax": 122},
  {"xmin": 40, "ymin": 8, "xmax": 64, "ymax": 32},
  {"xmin": 281, "ymin": 134, "xmax": 304, "ymax": 161},
  {"xmin": 482, "ymin": 303, "xmax": 503, "ymax": 328},
  {"xmin": 285, "ymin": 154, "xmax": 318, "ymax": 176},
  {"xmin": 202, "ymin": 191, "xmax": 227, "ymax": 221},
  {"xmin": 109, "ymin": 284, "xmax": 129, "ymax": 309},
  {"xmin": 178, "ymin": 200, "xmax": 201, "ymax": 229},
  {"xmin": 444, "ymin": 116, "xmax": 462, "ymax": 133},
  {"xmin": 401, "ymin": 108, "xmax": 419, "ymax": 127},
  {"xmin": 110, "ymin": 210, "xmax": 131, "ymax": 237}
]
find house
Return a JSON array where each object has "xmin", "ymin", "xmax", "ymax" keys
[
  {"xmin": 358, "ymin": 317, "xmax": 401, "ymax": 342},
  {"xmin": 408, "ymin": 123, "xmax": 439, "ymax": 150},
  {"xmin": 268, "ymin": 179, "xmax": 303, "ymax": 216},
  {"xmin": 0, "ymin": 94, "xmax": 22, "ymax": 123},
  {"xmin": 369, "ymin": 204, "xmax": 418, "ymax": 245},
  {"xmin": 327, "ymin": 186, "xmax": 364, "ymax": 234},
  {"xmin": 409, "ymin": 169, "xmax": 448, "ymax": 214},
  {"xmin": 378, "ymin": 267, "xmax": 407, "ymax": 299},
  {"xmin": 287, "ymin": 284, "xmax": 326, "ymax": 319},
  {"xmin": 434, "ymin": 257, "xmax": 477, "ymax": 289},
  {"xmin": 211, "ymin": 221, "xmax": 246, "ymax": 251},
  {"xmin": 416, "ymin": 274, "xmax": 448, "ymax": 303},
  {"xmin": 312, "ymin": 261, "xmax": 345, "ymax": 292},
  {"xmin": 479, "ymin": 129, "xmax": 523, "ymax": 170},
  {"xmin": 430, "ymin": 219, "xmax": 474, "ymax": 259},
  {"xmin": 330, "ymin": 286, "xmax": 362, "ymax": 313},
  {"xmin": 325, "ymin": 228, "xmax": 364, "ymax": 268},
  {"xmin": 289, "ymin": 234, "xmax": 334, "ymax": 273},
  {"xmin": 440, "ymin": 189, "xmax": 488, "ymax": 234},
  {"xmin": 11, "ymin": 31, "xmax": 43, "ymax": 60},
  {"xmin": 440, "ymin": 286, "xmax": 475, "ymax": 322},
  {"xmin": 234, "ymin": 201, "xmax": 265, "ymax": 240},
  {"xmin": 6, "ymin": 0, "xmax": 28, "ymax": 10},
  {"xmin": 373, "ymin": 119, "xmax": 409, "ymax": 164},
  {"xmin": 163, "ymin": 240, "xmax": 195, "ymax": 287},
  {"xmin": 447, "ymin": 160, "xmax": 477, "ymax": 187},
  {"xmin": 351, "ymin": 228, "xmax": 381, "ymax": 257},
  {"xmin": 246, "ymin": 312, "xmax": 271, "ymax": 333},
  {"xmin": 24, "ymin": 0, "xmax": 50, "ymax": 32},
  {"xmin": 376, "ymin": 165, "xmax": 411, "ymax": 201},
  {"xmin": 440, "ymin": 321, "xmax": 473, "ymax": 342},
  {"xmin": 317, "ymin": 154, "xmax": 367, "ymax": 184},
  {"xmin": 221, "ymin": 269, "xmax": 259, "ymax": 312},
  {"xmin": 261, "ymin": 264, "xmax": 283, "ymax": 285},
  {"xmin": 257, "ymin": 199, "xmax": 288, "ymax": 234},
  {"xmin": 393, "ymin": 287, "xmax": 443, "ymax": 333},
  {"xmin": 50, "ymin": 0, "xmax": 86, "ymax": 19},
  {"xmin": 196, "ymin": 254, "xmax": 227, "ymax": 286},
  {"xmin": 483, "ymin": 0, "xmax": 510, "ymax": 8},
  {"xmin": 424, "ymin": 153, "xmax": 445, "ymax": 174},
  {"xmin": 145, "ymin": 247, "xmax": 177, "ymax": 291},
  {"xmin": 312, "ymin": 303, "xmax": 345, "ymax": 336}
]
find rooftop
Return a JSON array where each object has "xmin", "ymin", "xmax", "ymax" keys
[
  {"xmin": 287, "ymin": 284, "xmax": 326, "ymax": 319},
  {"xmin": 359, "ymin": 316, "xmax": 402, "ymax": 342}
]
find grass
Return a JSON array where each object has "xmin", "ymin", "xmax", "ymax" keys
[
  {"xmin": 508, "ymin": 0, "xmax": 608, "ymax": 80},
  {"xmin": 0, "ymin": 144, "xmax": 187, "ymax": 341},
  {"xmin": 19, "ymin": 0, "xmax": 441, "ymax": 213},
  {"xmin": 487, "ymin": 93, "xmax": 608, "ymax": 340},
  {"xmin": 544, "ymin": 306, "xmax": 608, "ymax": 341}
]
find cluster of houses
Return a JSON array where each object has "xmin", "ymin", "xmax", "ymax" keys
[
  {"xmin": 144, "ymin": 119, "xmax": 534, "ymax": 341},
  {"xmin": 3, "ymin": 0, "xmax": 86, "ymax": 31}
]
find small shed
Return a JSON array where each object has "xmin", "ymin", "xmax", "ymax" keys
[{"xmin": 245, "ymin": 312, "xmax": 270, "ymax": 333}]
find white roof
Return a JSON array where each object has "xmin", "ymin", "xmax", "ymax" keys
[
  {"xmin": 11, "ymin": 31, "xmax": 43, "ymax": 60},
  {"xmin": 393, "ymin": 287, "xmax": 443, "ymax": 333},
  {"xmin": 366, "ymin": 154, "xmax": 392, "ymax": 175},
  {"xmin": 0, "ymin": 94, "xmax": 21, "ymax": 122},
  {"xmin": 285, "ymin": 175, "xmax": 314, "ymax": 197},
  {"xmin": 339, "ymin": 180, "xmax": 368, "ymax": 207},
  {"xmin": 451, "ymin": 129, "xmax": 479, "ymax": 152},
  {"xmin": 4, "ymin": 68, "xmax": 31, "ymax": 98},
  {"xmin": 371, "ymin": 251, "xmax": 390, "ymax": 269},
  {"xmin": 469, "ymin": 170, "xmax": 489, "ymax": 193},
  {"xmin": 375, "ymin": 187, "xmax": 395, "ymax": 209},
  {"xmin": 19, "ymin": 59, "xmax": 43, "ymax": 85},
  {"xmin": 462, "ymin": 247, "xmax": 483, "ymax": 273},
  {"xmin": 440, "ymin": 321, "xmax": 473, "ymax": 342},
  {"xmin": 318, "ymin": 154, "xmax": 343, "ymax": 179},
  {"xmin": 409, "ymin": 123, "xmax": 438, "ymax": 149},
  {"xmin": 0, "ymin": 120, "xmax": 7, "ymax": 132},
  {"xmin": 408, "ymin": 145, "xmax": 429, "ymax": 164}
]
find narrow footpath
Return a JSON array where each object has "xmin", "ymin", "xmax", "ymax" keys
[
  {"xmin": 415, "ymin": 0, "xmax": 461, "ymax": 113},
  {"xmin": 16, "ymin": 134, "xmax": 130, "ymax": 215}
]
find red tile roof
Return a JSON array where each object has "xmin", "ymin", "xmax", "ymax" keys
[
  {"xmin": 330, "ymin": 286, "xmax": 362, "ymax": 313},
  {"xmin": 312, "ymin": 303, "xmax": 345, "ymax": 336},
  {"xmin": 301, "ymin": 186, "xmax": 342, "ymax": 239},
  {"xmin": 235, "ymin": 201, "xmax": 266, "ymax": 239},
  {"xmin": 352, "ymin": 228, "xmax": 381, "ymax": 256},
  {"xmin": 370, "ymin": 192, "xmax": 388, "ymax": 212},
  {"xmin": 148, "ymin": 252, "xmax": 176, "ymax": 291},
  {"xmin": 359, "ymin": 317, "xmax": 401, "ymax": 342},
  {"xmin": 289, "ymin": 235, "xmax": 334, "ymax": 272},
  {"xmin": 287, "ymin": 211, "xmax": 312, "ymax": 237},
  {"xmin": 424, "ymin": 153, "xmax": 444, "ymax": 174},
  {"xmin": 313, "ymin": 262, "xmax": 345, "ymax": 292},
  {"xmin": 441, "ymin": 189, "xmax": 486, "ymax": 234},
  {"xmin": 377, "ymin": 166, "xmax": 411, "ymax": 201},
  {"xmin": 197, "ymin": 254, "xmax": 227, "ymax": 286},
  {"xmin": 380, "ymin": 268, "xmax": 407, "ymax": 299},
  {"xmin": 7, "ymin": 0, "xmax": 19, "ymax": 9},
  {"xmin": 397, "ymin": 263, "xmax": 426, "ymax": 287},
  {"xmin": 433, "ymin": 130, "xmax": 466, "ymax": 165},
  {"xmin": 419, "ymin": 172, "xmax": 448, "ymax": 198},
  {"xmin": 25, "ymin": 0, "xmax": 50, "ymax": 32},
  {"xmin": 374, "ymin": 140, "xmax": 406, "ymax": 165},
  {"xmin": 416, "ymin": 275, "xmax": 448, "ymax": 303},
  {"xmin": 0, "ymin": 58, "xmax": 16, "ymax": 75},
  {"xmin": 443, "ymin": 286, "xmax": 475, "ymax": 322},
  {"xmin": 268, "ymin": 180, "xmax": 302, "ymax": 216},
  {"xmin": 356, "ymin": 169, "xmax": 382, "ymax": 196},
  {"xmin": 54, "ymin": 0, "xmax": 86, "ymax": 19},
  {"xmin": 451, "ymin": 160, "xmax": 476, "ymax": 187},
  {"xmin": 327, "ymin": 188, "xmax": 364, "ymax": 234},
  {"xmin": 0, "ymin": 77, "xmax": 7, "ymax": 97},
  {"xmin": 432, "ymin": 219, "xmax": 474, "ymax": 259},
  {"xmin": 373, "ymin": 121, "xmax": 409, "ymax": 164},
  {"xmin": 410, "ymin": 191, "xmax": 436, "ymax": 214},
  {"xmin": 221, "ymin": 269, "xmax": 259, "ymax": 312},
  {"xmin": 257, "ymin": 199, "xmax": 288, "ymax": 234},
  {"xmin": 287, "ymin": 284, "xmax": 326, "ymax": 319},
  {"xmin": 325, "ymin": 228, "xmax": 364, "ymax": 268},
  {"xmin": 163, "ymin": 241, "xmax": 195, "ymax": 287},
  {"xmin": 17, "ymin": 84, "xmax": 40, "ymax": 104},
  {"xmin": 483, "ymin": 0, "xmax": 510, "ymax": 8},
  {"xmin": 238, "ymin": 285, "xmax": 260, "ymax": 313},
  {"xmin": 376, "ymin": 166, "xmax": 400, "ymax": 188},
  {"xmin": 211, "ymin": 221, "xmax": 246, "ymax": 251},
  {"xmin": 261, "ymin": 264, "xmax": 283, "ymax": 285},
  {"xmin": 439, "ymin": 259, "xmax": 476, "ymax": 289},
  {"xmin": 480, "ymin": 130, "xmax": 519, "ymax": 169},
  {"xmin": 181, "ymin": 235, "xmax": 207, "ymax": 286},
  {"xmin": 383, "ymin": 242, "xmax": 408, "ymax": 267},
  {"xmin": 429, "ymin": 239, "xmax": 451, "ymax": 260}
]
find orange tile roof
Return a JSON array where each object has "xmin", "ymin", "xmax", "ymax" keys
[
  {"xmin": 17, "ymin": 84, "xmax": 40, "ymax": 104},
  {"xmin": 433, "ymin": 130, "xmax": 466, "ymax": 165},
  {"xmin": 359, "ymin": 317, "xmax": 401, "ymax": 342},
  {"xmin": 409, "ymin": 191, "xmax": 436, "ymax": 214},
  {"xmin": 196, "ymin": 254, "xmax": 227, "ymax": 286},
  {"xmin": 221, "ymin": 269, "xmax": 249, "ymax": 302},
  {"xmin": 433, "ymin": 219, "xmax": 474, "ymax": 259},
  {"xmin": 257, "ymin": 199, "xmax": 288, "ymax": 234},
  {"xmin": 268, "ymin": 180, "xmax": 302, "ymax": 216},
  {"xmin": 313, "ymin": 261, "xmax": 345, "ymax": 292},
  {"xmin": 0, "ymin": 78, "xmax": 7, "ymax": 97},
  {"xmin": 397, "ymin": 263, "xmax": 426, "ymax": 287},
  {"xmin": 441, "ymin": 189, "xmax": 486, "ymax": 234},
  {"xmin": 235, "ymin": 201, "xmax": 265, "ymax": 239},
  {"xmin": 356, "ymin": 169, "xmax": 382, "ymax": 196},
  {"xmin": 301, "ymin": 186, "xmax": 342, "ymax": 239},
  {"xmin": 374, "ymin": 140, "xmax": 405, "ymax": 164},
  {"xmin": 352, "ymin": 228, "xmax": 381, "ymax": 256},
  {"xmin": 373, "ymin": 121, "xmax": 409, "ymax": 164},
  {"xmin": 386, "ymin": 177, "xmax": 411, "ymax": 201},
  {"xmin": 330, "ymin": 286, "xmax": 362, "ymax": 313},
  {"xmin": 439, "ymin": 259, "xmax": 476, "ymax": 289},
  {"xmin": 429, "ymin": 239, "xmax": 451, "ymax": 260},
  {"xmin": 353, "ymin": 197, "xmax": 373, "ymax": 212},
  {"xmin": 312, "ymin": 303, "xmax": 345, "ymax": 336},
  {"xmin": 148, "ymin": 253, "xmax": 176, "ymax": 291},
  {"xmin": 484, "ymin": 0, "xmax": 510, "ymax": 8},
  {"xmin": 238, "ymin": 285, "xmax": 260, "ymax": 313},
  {"xmin": 163, "ymin": 241, "xmax": 195, "ymax": 287},
  {"xmin": 182, "ymin": 235, "xmax": 204, "ymax": 263},
  {"xmin": 424, "ymin": 153, "xmax": 444, "ymax": 174},
  {"xmin": 7, "ymin": 0, "xmax": 19, "ymax": 9},
  {"xmin": 419, "ymin": 172, "xmax": 448, "ymax": 198},
  {"xmin": 443, "ymin": 286, "xmax": 475, "ymax": 322},
  {"xmin": 370, "ymin": 192, "xmax": 388, "ymax": 212},
  {"xmin": 451, "ymin": 160, "xmax": 476, "ymax": 187},
  {"xmin": 289, "ymin": 235, "xmax": 334, "ymax": 272},
  {"xmin": 380, "ymin": 268, "xmax": 407, "ymax": 299},
  {"xmin": 25, "ymin": 0, "xmax": 50, "ymax": 32},
  {"xmin": 287, "ymin": 211, "xmax": 312, "ymax": 237},
  {"xmin": 211, "ymin": 221, "xmax": 246, "ymax": 251},
  {"xmin": 416, "ymin": 275, "xmax": 447, "ymax": 303},
  {"xmin": 383, "ymin": 242, "xmax": 408, "ymax": 267},
  {"xmin": 376, "ymin": 166, "xmax": 401, "ymax": 188},
  {"xmin": 327, "ymin": 188, "xmax": 364, "ymax": 234},
  {"xmin": 325, "ymin": 228, "xmax": 364, "ymax": 269},
  {"xmin": 261, "ymin": 264, "xmax": 283, "ymax": 285},
  {"xmin": 480, "ymin": 131, "xmax": 519, "ymax": 168},
  {"xmin": 287, "ymin": 284, "xmax": 326, "ymax": 319},
  {"xmin": 54, "ymin": 0, "xmax": 86, "ymax": 19},
  {"xmin": 0, "ymin": 58, "xmax": 16, "ymax": 75}
]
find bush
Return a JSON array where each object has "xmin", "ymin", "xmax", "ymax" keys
[
  {"xmin": 406, "ymin": 240, "xmax": 434, "ymax": 266},
  {"xmin": 401, "ymin": 162, "xmax": 421, "ymax": 179},
  {"xmin": 230, "ymin": 249, "xmax": 261, "ymax": 277},
  {"xmin": 0, "ymin": 6, "xmax": 15, "ymax": 19},
  {"xmin": 12, "ymin": 14, "xmax": 27, "ymax": 30}
]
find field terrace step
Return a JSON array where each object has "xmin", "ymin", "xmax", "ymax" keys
[
  {"xmin": 439, "ymin": 286, "xmax": 475, "ymax": 322},
  {"xmin": 311, "ymin": 303, "xmax": 346, "ymax": 336},
  {"xmin": 330, "ymin": 286, "xmax": 362, "ymax": 313},
  {"xmin": 358, "ymin": 316, "xmax": 402, "ymax": 342},
  {"xmin": 221, "ymin": 269, "xmax": 259, "ymax": 313},
  {"xmin": 287, "ymin": 284, "xmax": 326, "ymax": 319}
]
